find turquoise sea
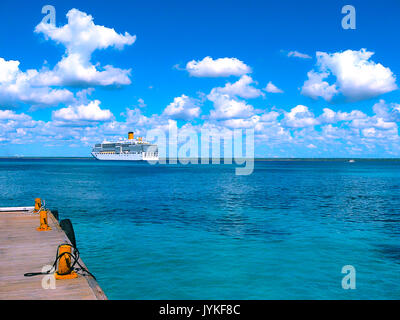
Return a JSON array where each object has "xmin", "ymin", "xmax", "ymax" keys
[{"xmin": 1, "ymin": 158, "xmax": 399, "ymax": 299}]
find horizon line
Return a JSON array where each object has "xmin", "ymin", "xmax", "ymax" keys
[{"xmin": 1, "ymin": 157, "xmax": 400, "ymax": 161}]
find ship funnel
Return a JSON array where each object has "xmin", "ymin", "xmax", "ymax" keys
[{"xmin": 128, "ymin": 132, "xmax": 134, "ymax": 140}]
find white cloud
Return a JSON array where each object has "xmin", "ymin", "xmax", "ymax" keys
[
  {"xmin": 208, "ymin": 93, "xmax": 254, "ymax": 120},
  {"xmin": 163, "ymin": 95, "xmax": 201, "ymax": 120},
  {"xmin": 0, "ymin": 58, "xmax": 20, "ymax": 83},
  {"xmin": 213, "ymin": 75, "xmax": 263, "ymax": 99},
  {"xmin": 137, "ymin": 98, "xmax": 146, "ymax": 108},
  {"xmin": 124, "ymin": 108, "xmax": 157, "ymax": 126},
  {"xmin": 301, "ymin": 70, "xmax": 338, "ymax": 101},
  {"xmin": 362, "ymin": 127, "xmax": 376, "ymax": 137},
  {"xmin": 0, "ymin": 8, "xmax": 135, "ymax": 109},
  {"xmin": 221, "ymin": 115, "xmax": 261, "ymax": 129},
  {"xmin": 264, "ymin": 81, "xmax": 283, "ymax": 93},
  {"xmin": 3, "ymin": 98, "xmax": 400, "ymax": 157},
  {"xmin": 186, "ymin": 56, "xmax": 251, "ymax": 77},
  {"xmin": 287, "ymin": 51, "xmax": 312, "ymax": 59},
  {"xmin": 282, "ymin": 105, "xmax": 319, "ymax": 128},
  {"xmin": 0, "ymin": 110, "xmax": 31, "ymax": 121},
  {"xmin": 374, "ymin": 118, "xmax": 397, "ymax": 130},
  {"xmin": 347, "ymin": 100, "xmax": 398, "ymax": 132},
  {"xmin": 52, "ymin": 100, "xmax": 114, "ymax": 122},
  {"xmin": 122, "ymin": 107, "xmax": 173, "ymax": 134},
  {"xmin": 206, "ymin": 76, "xmax": 264, "ymax": 120},
  {"xmin": 34, "ymin": 8, "xmax": 136, "ymax": 87},
  {"xmin": 35, "ymin": 9, "xmax": 135, "ymax": 54},
  {"xmin": 319, "ymin": 108, "xmax": 367, "ymax": 124},
  {"xmin": 260, "ymin": 111, "xmax": 280, "ymax": 122},
  {"xmin": 302, "ymin": 49, "xmax": 397, "ymax": 102},
  {"xmin": 35, "ymin": 55, "xmax": 132, "ymax": 87},
  {"xmin": 0, "ymin": 57, "xmax": 74, "ymax": 107},
  {"xmin": 372, "ymin": 99, "xmax": 400, "ymax": 122},
  {"xmin": 350, "ymin": 121, "xmax": 396, "ymax": 132}
]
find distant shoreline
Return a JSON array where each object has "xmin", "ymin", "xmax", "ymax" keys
[{"xmin": 1, "ymin": 157, "xmax": 400, "ymax": 162}]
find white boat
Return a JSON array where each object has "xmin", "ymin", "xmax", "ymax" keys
[
  {"xmin": 349, "ymin": 159, "xmax": 355, "ymax": 163},
  {"xmin": 91, "ymin": 132, "xmax": 159, "ymax": 161}
]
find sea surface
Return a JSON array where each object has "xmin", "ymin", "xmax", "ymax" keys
[{"xmin": 1, "ymin": 158, "xmax": 399, "ymax": 299}]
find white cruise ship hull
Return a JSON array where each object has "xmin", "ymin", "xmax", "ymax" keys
[{"xmin": 91, "ymin": 152, "xmax": 159, "ymax": 161}]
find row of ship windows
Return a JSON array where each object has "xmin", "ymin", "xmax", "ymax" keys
[
  {"xmin": 96, "ymin": 143, "xmax": 148, "ymax": 148},
  {"xmin": 97, "ymin": 152, "xmax": 158, "ymax": 155},
  {"xmin": 118, "ymin": 153, "xmax": 158, "ymax": 157}
]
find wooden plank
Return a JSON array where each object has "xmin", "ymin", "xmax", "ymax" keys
[{"xmin": 0, "ymin": 209, "xmax": 107, "ymax": 300}]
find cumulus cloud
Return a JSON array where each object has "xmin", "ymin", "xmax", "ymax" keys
[
  {"xmin": 206, "ymin": 76, "xmax": 264, "ymax": 120},
  {"xmin": 348, "ymin": 99, "xmax": 399, "ymax": 131},
  {"xmin": 319, "ymin": 108, "xmax": 367, "ymax": 124},
  {"xmin": 186, "ymin": 57, "xmax": 251, "ymax": 77},
  {"xmin": 302, "ymin": 49, "xmax": 397, "ymax": 102},
  {"xmin": 0, "ymin": 58, "xmax": 73, "ymax": 108},
  {"xmin": 264, "ymin": 81, "xmax": 283, "ymax": 93},
  {"xmin": 34, "ymin": 56, "xmax": 132, "ymax": 87},
  {"xmin": 35, "ymin": 9, "xmax": 135, "ymax": 54},
  {"xmin": 0, "ymin": 8, "xmax": 135, "ymax": 109},
  {"xmin": 220, "ymin": 115, "xmax": 261, "ymax": 129},
  {"xmin": 0, "ymin": 110, "xmax": 31, "ymax": 121},
  {"xmin": 117, "ymin": 108, "xmax": 178, "ymax": 139},
  {"xmin": 163, "ymin": 95, "xmax": 201, "ymax": 120},
  {"xmin": 287, "ymin": 51, "xmax": 312, "ymax": 59},
  {"xmin": 122, "ymin": 107, "xmax": 173, "ymax": 134},
  {"xmin": 124, "ymin": 107, "xmax": 158, "ymax": 126},
  {"xmin": 260, "ymin": 111, "xmax": 280, "ymax": 122},
  {"xmin": 282, "ymin": 105, "xmax": 319, "ymax": 128},
  {"xmin": 213, "ymin": 75, "xmax": 263, "ymax": 99},
  {"xmin": 52, "ymin": 100, "xmax": 114, "ymax": 122},
  {"xmin": 3, "ymin": 99, "xmax": 400, "ymax": 157},
  {"xmin": 301, "ymin": 70, "xmax": 338, "ymax": 101},
  {"xmin": 372, "ymin": 99, "xmax": 400, "ymax": 122},
  {"xmin": 0, "ymin": 58, "xmax": 20, "ymax": 83},
  {"xmin": 2, "ymin": 13, "xmax": 400, "ymax": 158},
  {"xmin": 208, "ymin": 93, "xmax": 254, "ymax": 120},
  {"xmin": 34, "ymin": 8, "xmax": 136, "ymax": 87}
]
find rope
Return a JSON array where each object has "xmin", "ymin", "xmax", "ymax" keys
[
  {"xmin": 25, "ymin": 201, "xmax": 96, "ymax": 279},
  {"xmin": 29, "ymin": 199, "xmax": 46, "ymax": 215},
  {"xmin": 24, "ymin": 243, "xmax": 96, "ymax": 280}
]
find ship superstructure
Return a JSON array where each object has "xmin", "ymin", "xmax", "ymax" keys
[{"xmin": 91, "ymin": 132, "xmax": 159, "ymax": 161}]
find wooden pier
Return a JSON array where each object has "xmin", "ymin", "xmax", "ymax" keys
[{"xmin": 0, "ymin": 207, "xmax": 107, "ymax": 300}]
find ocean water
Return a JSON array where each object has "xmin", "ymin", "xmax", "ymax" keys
[{"xmin": 1, "ymin": 158, "xmax": 399, "ymax": 299}]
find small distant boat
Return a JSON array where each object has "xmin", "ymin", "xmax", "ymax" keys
[{"xmin": 349, "ymin": 159, "xmax": 355, "ymax": 163}]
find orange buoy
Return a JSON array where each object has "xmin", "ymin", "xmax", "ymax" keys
[
  {"xmin": 55, "ymin": 245, "xmax": 78, "ymax": 280},
  {"xmin": 36, "ymin": 209, "xmax": 52, "ymax": 231}
]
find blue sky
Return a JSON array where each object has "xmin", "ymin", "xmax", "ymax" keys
[{"xmin": 0, "ymin": 0, "xmax": 400, "ymax": 157}]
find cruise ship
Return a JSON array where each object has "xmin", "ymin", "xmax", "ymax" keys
[{"xmin": 91, "ymin": 132, "xmax": 159, "ymax": 161}]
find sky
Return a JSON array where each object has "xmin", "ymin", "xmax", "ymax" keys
[{"xmin": 0, "ymin": 0, "xmax": 400, "ymax": 157}]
